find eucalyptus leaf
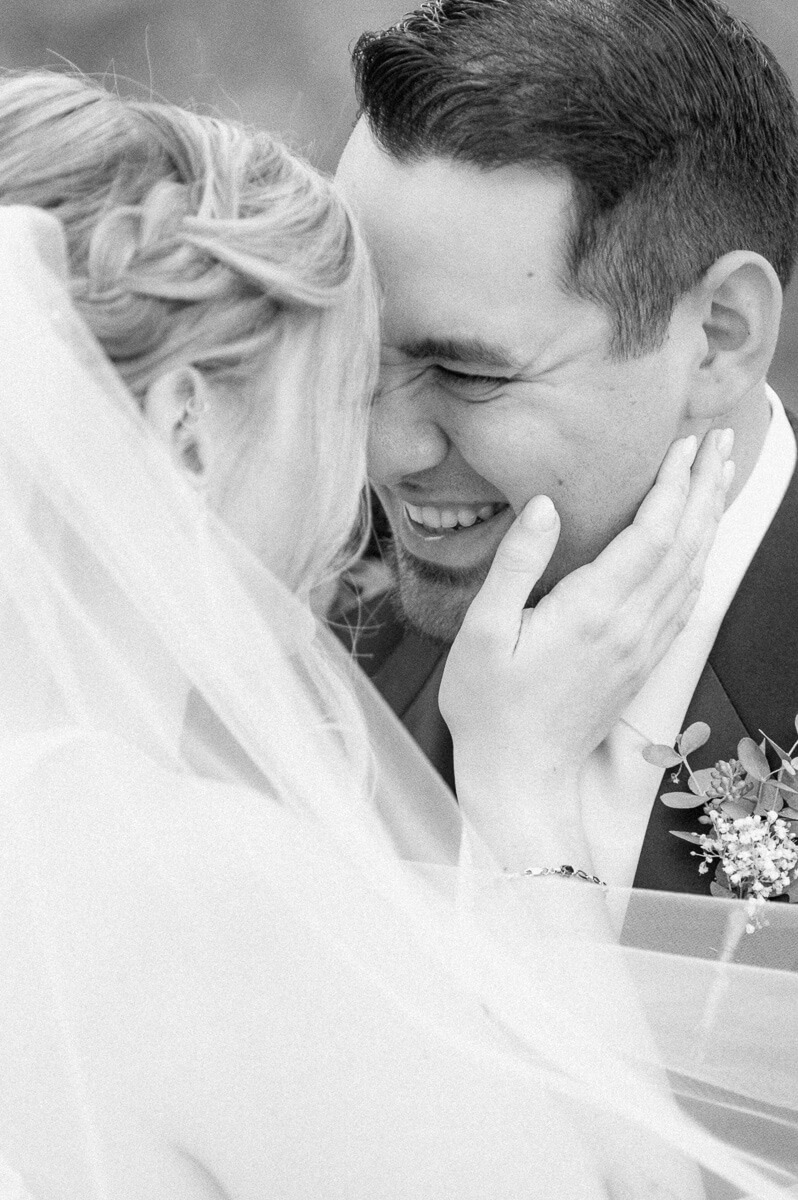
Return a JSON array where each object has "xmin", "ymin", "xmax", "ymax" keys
[
  {"xmin": 772, "ymin": 776, "xmax": 798, "ymax": 796},
  {"xmin": 661, "ymin": 791, "xmax": 706, "ymax": 809},
  {"xmin": 722, "ymin": 800, "xmax": 756, "ymax": 820},
  {"xmin": 677, "ymin": 721, "xmax": 711, "ymax": 756},
  {"xmin": 781, "ymin": 807, "xmax": 798, "ymax": 821},
  {"xmin": 642, "ymin": 743, "xmax": 682, "ymax": 769},
  {"xmin": 670, "ymin": 831, "xmax": 704, "ymax": 845},
  {"xmin": 710, "ymin": 880, "xmax": 734, "ymax": 900},
  {"xmin": 737, "ymin": 737, "xmax": 770, "ymax": 782},
  {"xmin": 687, "ymin": 768, "xmax": 714, "ymax": 796},
  {"xmin": 760, "ymin": 730, "xmax": 793, "ymax": 763},
  {"xmin": 754, "ymin": 782, "xmax": 783, "ymax": 815}
]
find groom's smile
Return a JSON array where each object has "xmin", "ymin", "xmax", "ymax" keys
[
  {"xmin": 336, "ymin": 121, "xmax": 704, "ymax": 642},
  {"xmin": 403, "ymin": 499, "xmax": 509, "ymax": 538},
  {"xmin": 396, "ymin": 495, "xmax": 513, "ymax": 556}
]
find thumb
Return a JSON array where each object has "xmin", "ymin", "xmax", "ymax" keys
[{"xmin": 465, "ymin": 495, "xmax": 560, "ymax": 638}]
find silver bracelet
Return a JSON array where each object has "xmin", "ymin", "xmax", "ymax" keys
[{"xmin": 509, "ymin": 864, "xmax": 608, "ymax": 887}]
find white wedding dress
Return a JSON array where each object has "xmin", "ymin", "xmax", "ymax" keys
[{"xmin": 1, "ymin": 207, "xmax": 797, "ymax": 1200}]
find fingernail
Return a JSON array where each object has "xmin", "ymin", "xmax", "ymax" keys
[
  {"xmin": 716, "ymin": 428, "xmax": 735, "ymax": 457},
  {"xmin": 520, "ymin": 495, "xmax": 558, "ymax": 532},
  {"xmin": 722, "ymin": 459, "xmax": 736, "ymax": 491},
  {"xmin": 681, "ymin": 435, "xmax": 698, "ymax": 464}
]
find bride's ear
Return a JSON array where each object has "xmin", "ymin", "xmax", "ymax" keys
[
  {"xmin": 143, "ymin": 365, "xmax": 212, "ymax": 486},
  {"xmin": 686, "ymin": 251, "xmax": 782, "ymax": 420}
]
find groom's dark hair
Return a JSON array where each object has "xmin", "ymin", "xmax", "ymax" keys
[{"xmin": 352, "ymin": 0, "xmax": 798, "ymax": 358}]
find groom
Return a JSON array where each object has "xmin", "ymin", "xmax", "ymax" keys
[{"xmin": 334, "ymin": 0, "xmax": 798, "ymax": 896}]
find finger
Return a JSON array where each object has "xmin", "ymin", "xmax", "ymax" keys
[
  {"xmin": 667, "ymin": 428, "xmax": 733, "ymax": 569},
  {"xmin": 575, "ymin": 436, "xmax": 700, "ymax": 604},
  {"xmin": 464, "ymin": 495, "xmax": 560, "ymax": 640},
  {"xmin": 631, "ymin": 433, "xmax": 698, "ymax": 538},
  {"xmin": 589, "ymin": 429, "xmax": 730, "ymax": 602},
  {"xmin": 647, "ymin": 587, "xmax": 701, "ymax": 665},
  {"xmin": 638, "ymin": 428, "xmax": 732, "ymax": 615},
  {"xmin": 640, "ymin": 452, "xmax": 735, "ymax": 657},
  {"xmin": 667, "ymin": 453, "xmax": 733, "ymax": 594},
  {"xmin": 646, "ymin": 463, "xmax": 733, "ymax": 644}
]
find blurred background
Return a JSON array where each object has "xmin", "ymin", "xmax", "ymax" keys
[
  {"xmin": 1, "ymin": 0, "xmax": 796, "ymax": 406},
  {"xmin": 0, "ymin": 0, "xmax": 407, "ymax": 172}
]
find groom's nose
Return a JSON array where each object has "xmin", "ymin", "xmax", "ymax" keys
[{"xmin": 367, "ymin": 376, "xmax": 452, "ymax": 486}]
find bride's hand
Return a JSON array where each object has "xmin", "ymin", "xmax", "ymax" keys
[
  {"xmin": 443, "ymin": 432, "xmax": 723, "ymax": 1199},
  {"xmin": 440, "ymin": 428, "xmax": 734, "ymax": 866}
]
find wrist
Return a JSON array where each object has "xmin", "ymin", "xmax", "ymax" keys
[
  {"xmin": 454, "ymin": 752, "xmax": 581, "ymax": 821},
  {"xmin": 454, "ymin": 757, "xmax": 590, "ymax": 873}
]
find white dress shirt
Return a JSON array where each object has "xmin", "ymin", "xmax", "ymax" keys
[{"xmin": 579, "ymin": 388, "xmax": 797, "ymax": 891}]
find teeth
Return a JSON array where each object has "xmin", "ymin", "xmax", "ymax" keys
[{"xmin": 404, "ymin": 501, "xmax": 504, "ymax": 532}]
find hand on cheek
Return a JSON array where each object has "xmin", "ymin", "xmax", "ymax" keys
[{"xmin": 440, "ymin": 429, "xmax": 734, "ymax": 868}]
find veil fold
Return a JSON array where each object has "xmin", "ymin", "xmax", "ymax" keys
[{"xmin": 0, "ymin": 204, "xmax": 797, "ymax": 1199}]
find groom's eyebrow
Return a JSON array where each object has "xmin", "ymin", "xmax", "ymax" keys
[{"xmin": 398, "ymin": 336, "xmax": 521, "ymax": 371}]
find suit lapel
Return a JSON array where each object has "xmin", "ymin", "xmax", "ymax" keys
[
  {"xmin": 708, "ymin": 408, "xmax": 798, "ymax": 752},
  {"xmin": 370, "ymin": 631, "xmax": 455, "ymax": 792},
  {"xmin": 398, "ymin": 655, "xmax": 456, "ymax": 793},
  {"xmin": 371, "ymin": 627, "xmax": 448, "ymax": 719},
  {"xmin": 634, "ymin": 408, "xmax": 798, "ymax": 893},
  {"xmin": 632, "ymin": 663, "xmax": 749, "ymax": 893}
]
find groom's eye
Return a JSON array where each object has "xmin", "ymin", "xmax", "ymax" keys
[{"xmin": 433, "ymin": 365, "xmax": 510, "ymax": 396}]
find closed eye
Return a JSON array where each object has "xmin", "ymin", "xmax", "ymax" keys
[{"xmin": 433, "ymin": 365, "xmax": 510, "ymax": 394}]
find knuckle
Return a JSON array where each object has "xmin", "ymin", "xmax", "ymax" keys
[
  {"xmin": 577, "ymin": 596, "xmax": 614, "ymax": 642},
  {"xmin": 674, "ymin": 522, "xmax": 703, "ymax": 565},
  {"xmin": 607, "ymin": 599, "xmax": 649, "ymax": 660},
  {"xmin": 641, "ymin": 525, "xmax": 673, "ymax": 563},
  {"xmin": 671, "ymin": 606, "xmax": 689, "ymax": 637},
  {"xmin": 613, "ymin": 621, "xmax": 641, "ymax": 662},
  {"xmin": 686, "ymin": 562, "xmax": 704, "ymax": 593}
]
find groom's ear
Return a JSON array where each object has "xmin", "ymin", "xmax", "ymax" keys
[
  {"xmin": 686, "ymin": 251, "xmax": 782, "ymax": 420},
  {"xmin": 143, "ymin": 365, "xmax": 212, "ymax": 486}
]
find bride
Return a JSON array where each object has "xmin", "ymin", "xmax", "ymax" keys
[{"xmin": 0, "ymin": 71, "xmax": 796, "ymax": 1200}]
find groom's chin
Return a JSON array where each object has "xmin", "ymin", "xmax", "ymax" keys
[
  {"xmin": 389, "ymin": 543, "xmax": 491, "ymax": 644},
  {"xmin": 388, "ymin": 539, "xmax": 556, "ymax": 643}
]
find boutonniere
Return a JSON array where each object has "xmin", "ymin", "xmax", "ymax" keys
[{"xmin": 642, "ymin": 718, "xmax": 798, "ymax": 931}]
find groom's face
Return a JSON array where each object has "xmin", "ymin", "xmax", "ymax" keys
[{"xmin": 336, "ymin": 122, "xmax": 702, "ymax": 642}]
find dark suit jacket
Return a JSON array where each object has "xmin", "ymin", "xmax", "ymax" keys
[{"xmin": 337, "ymin": 410, "xmax": 798, "ymax": 898}]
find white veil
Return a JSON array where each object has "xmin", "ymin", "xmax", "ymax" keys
[{"xmin": 0, "ymin": 200, "xmax": 798, "ymax": 1195}]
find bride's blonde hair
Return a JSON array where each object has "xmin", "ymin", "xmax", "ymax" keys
[{"xmin": 0, "ymin": 71, "xmax": 378, "ymax": 593}]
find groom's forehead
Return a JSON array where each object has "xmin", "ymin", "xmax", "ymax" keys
[
  {"xmin": 337, "ymin": 130, "xmax": 574, "ymax": 288},
  {"xmin": 337, "ymin": 118, "xmax": 571, "ymax": 226}
]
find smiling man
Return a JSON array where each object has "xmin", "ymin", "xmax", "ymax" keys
[
  {"xmin": 343, "ymin": 146, "xmax": 723, "ymax": 641},
  {"xmin": 335, "ymin": 0, "xmax": 798, "ymax": 894}
]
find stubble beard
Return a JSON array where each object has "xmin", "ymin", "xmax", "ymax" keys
[
  {"xmin": 385, "ymin": 503, "xmax": 634, "ymax": 643},
  {"xmin": 386, "ymin": 538, "xmax": 551, "ymax": 644}
]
